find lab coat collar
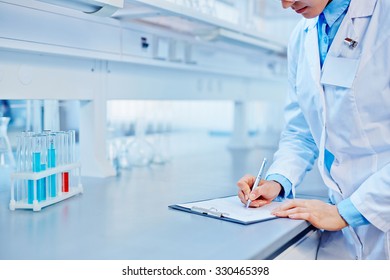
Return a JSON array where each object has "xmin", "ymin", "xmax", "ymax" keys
[
  {"xmin": 300, "ymin": 0, "xmax": 378, "ymax": 86},
  {"xmin": 348, "ymin": 0, "xmax": 377, "ymax": 18},
  {"xmin": 303, "ymin": 18, "xmax": 317, "ymax": 32},
  {"xmin": 326, "ymin": 0, "xmax": 377, "ymax": 58},
  {"xmin": 302, "ymin": 0, "xmax": 377, "ymax": 30}
]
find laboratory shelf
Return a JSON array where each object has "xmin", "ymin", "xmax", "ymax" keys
[
  {"xmin": 9, "ymin": 162, "xmax": 83, "ymax": 212},
  {"xmin": 117, "ymin": 0, "xmax": 287, "ymax": 55},
  {"xmin": 0, "ymin": 0, "xmax": 286, "ymax": 80}
]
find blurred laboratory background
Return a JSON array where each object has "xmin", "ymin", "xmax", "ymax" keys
[
  {"xmin": 0, "ymin": 0, "xmax": 331, "ymax": 261},
  {"xmin": 0, "ymin": 0, "xmax": 326, "ymax": 200}
]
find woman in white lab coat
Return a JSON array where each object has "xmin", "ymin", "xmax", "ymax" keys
[{"xmin": 237, "ymin": 0, "xmax": 390, "ymax": 259}]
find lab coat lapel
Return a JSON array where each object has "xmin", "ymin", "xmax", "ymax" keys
[
  {"xmin": 303, "ymin": 19, "xmax": 321, "ymax": 85},
  {"xmin": 327, "ymin": 0, "xmax": 377, "ymax": 59},
  {"xmin": 302, "ymin": 19, "xmax": 326, "ymax": 126},
  {"xmin": 302, "ymin": 20, "xmax": 339, "ymax": 193},
  {"xmin": 348, "ymin": 0, "xmax": 377, "ymax": 18}
]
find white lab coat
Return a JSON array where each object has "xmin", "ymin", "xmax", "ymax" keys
[{"xmin": 266, "ymin": 0, "xmax": 390, "ymax": 259}]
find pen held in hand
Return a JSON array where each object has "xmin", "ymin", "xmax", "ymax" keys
[{"xmin": 246, "ymin": 158, "xmax": 267, "ymax": 208}]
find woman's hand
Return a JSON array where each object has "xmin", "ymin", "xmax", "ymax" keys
[
  {"xmin": 272, "ymin": 199, "xmax": 348, "ymax": 231},
  {"xmin": 237, "ymin": 175, "xmax": 282, "ymax": 207}
]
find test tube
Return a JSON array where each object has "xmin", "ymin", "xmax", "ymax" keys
[
  {"xmin": 47, "ymin": 133, "xmax": 57, "ymax": 198},
  {"xmin": 32, "ymin": 136, "xmax": 41, "ymax": 170},
  {"xmin": 68, "ymin": 130, "xmax": 76, "ymax": 164},
  {"xmin": 60, "ymin": 132, "xmax": 69, "ymax": 193},
  {"xmin": 15, "ymin": 135, "xmax": 22, "ymax": 202},
  {"xmin": 26, "ymin": 134, "xmax": 34, "ymax": 204},
  {"xmin": 42, "ymin": 130, "xmax": 51, "ymax": 200},
  {"xmin": 26, "ymin": 134, "xmax": 42, "ymax": 204},
  {"xmin": 68, "ymin": 130, "xmax": 76, "ymax": 190},
  {"xmin": 39, "ymin": 133, "xmax": 47, "ymax": 201},
  {"xmin": 32, "ymin": 135, "xmax": 43, "ymax": 202},
  {"xmin": 23, "ymin": 132, "xmax": 34, "ymax": 203}
]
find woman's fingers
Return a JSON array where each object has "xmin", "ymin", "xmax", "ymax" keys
[
  {"xmin": 272, "ymin": 206, "xmax": 307, "ymax": 217},
  {"xmin": 237, "ymin": 174, "xmax": 255, "ymax": 201},
  {"xmin": 250, "ymin": 199, "xmax": 270, "ymax": 208},
  {"xmin": 238, "ymin": 189, "xmax": 247, "ymax": 204},
  {"xmin": 288, "ymin": 212, "xmax": 312, "ymax": 221},
  {"xmin": 272, "ymin": 199, "xmax": 307, "ymax": 212},
  {"xmin": 270, "ymin": 199, "xmax": 348, "ymax": 231}
]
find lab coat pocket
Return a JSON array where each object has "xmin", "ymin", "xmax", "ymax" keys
[{"xmin": 321, "ymin": 56, "xmax": 360, "ymax": 88}]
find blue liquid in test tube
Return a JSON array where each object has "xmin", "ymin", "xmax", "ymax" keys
[
  {"xmin": 32, "ymin": 151, "xmax": 42, "ymax": 201},
  {"xmin": 28, "ymin": 181, "xmax": 34, "ymax": 204},
  {"xmin": 39, "ymin": 133, "xmax": 48, "ymax": 202},
  {"xmin": 26, "ymin": 135, "xmax": 34, "ymax": 204},
  {"xmin": 38, "ymin": 163, "xmax": 46, "ymax": 201},
  {"xmin": 48, "ymin": 141, "xmax": 57, "ymax": 197}
]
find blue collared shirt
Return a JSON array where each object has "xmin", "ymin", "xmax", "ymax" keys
[
  {"xmin": 317, "ymin": 0, "xmax": 351, "ymax": 67},
  {"xmin": 268, "ymin": 0, "xmax": 369, "ymax": 227}
]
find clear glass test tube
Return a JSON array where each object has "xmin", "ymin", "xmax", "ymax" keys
[
  {"xmin": 33, "ymin": 134, "xmax": 46, "ymax": 202},
  {"xmin": 69, "ymin": 130, "xmax": 76, "ymax": 164},
  {"xmin": 55, "ymin": 132, "xmax": 62, "ymax": 195},
  {"xmin": 22, "ymin": 132, "xmax": 33, "ymax": 203},
  {"xmin": 42, "ymin": 131, "xmax": 52, "ymax": 200},
  {"xmin": 47, "ymin": 133, "xmax": 57, "ymax": 198},
  {"xmin": 15, "ymin": 135, "xmax": 22, "ymax": 202},
  {"xmin": 26, "ymin": 133, "xmax": 34, "ymax": 204},
  {"xmin": 69, "ymin": 130, "xmax": 76, "ymax": 189},
  {"xmin": 39, "ymin": 132, "xmax": 47, "ymax": 202},
  {"xmin": 26, "ymin": 134, "xmax": 41, "ymax": 204},
  {"xmin": 60, "ymin": 132, "xmax": 69, "ymax": 193}
]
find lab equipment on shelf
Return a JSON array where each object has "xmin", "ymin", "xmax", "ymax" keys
[
  {"xmin": 0, "ymin": 117, "xmax": 15, "ymax": 168},
  {"xmin": 9, "ymin": 130, "xmax": 82, "ymax": 211},
  {"xmin": 152, "ymin": 121, "xmax": 171, "ymax": 165},
  {"xmin": 125, "ymin": 118, "xmax": 154, "ymax": 167}
]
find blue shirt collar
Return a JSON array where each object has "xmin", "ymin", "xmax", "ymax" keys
[{"xmin": 322, "ymin": 0, "xmax": 351, "ymax": 27}]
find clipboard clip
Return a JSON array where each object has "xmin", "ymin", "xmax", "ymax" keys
[
  {"xmin": 191, "ymin": 206, "xmax": 229, "ymax": 218},
  {"xmin": 344, "ymin": 37, "xmax": 358, "ymax": 49}
]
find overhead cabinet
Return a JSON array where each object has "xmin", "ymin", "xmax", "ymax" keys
[{"xmin": 37, "ymin": 0, "xmax": 124, "ymax": 16}]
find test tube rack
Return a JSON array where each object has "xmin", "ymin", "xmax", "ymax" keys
[{"xmin": 9, "ymin": 162, "xmax": 83, "ymax": 211}]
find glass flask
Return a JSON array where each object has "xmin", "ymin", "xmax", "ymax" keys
[
  {"xmin": 116, "ymin": 138, "xmax": 131, "ymax": 170},
  {"xmin": 152, "ymin": 121, "xmax": 170, "ymax": 165},
  {"xmin": 0, "ymin": 117, "xmax": 15, "ymax": 168},
  {"xmin": 126, "ymin": 118, "xmax": 154, "ymax": 167}
]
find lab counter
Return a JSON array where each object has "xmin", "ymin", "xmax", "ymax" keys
[{"xmin": 0, "ymin": 140, "xmax": 317, "ymax": 260}]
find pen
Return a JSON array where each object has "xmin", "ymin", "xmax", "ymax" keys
[{"xmin": 246, "ymin": 157, "xmax": 267, "ymax": 208}]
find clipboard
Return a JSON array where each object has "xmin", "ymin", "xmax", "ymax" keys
[{"xmin": 169, "ymin": 195, "xmax": 283, "ymax": 225}]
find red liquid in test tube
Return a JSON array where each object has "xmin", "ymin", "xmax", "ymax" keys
[
  {"xmin": 62, "ymin": 172, "xmax": 69, "ymax": 192},
  {"xmin": 59, "ymin": 132, "xmax": 69, "ymax": 193}
]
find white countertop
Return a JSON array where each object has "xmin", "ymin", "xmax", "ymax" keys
[{"xmin": 0, "ymin": 134, "xmax": 320, "ymax": 260}]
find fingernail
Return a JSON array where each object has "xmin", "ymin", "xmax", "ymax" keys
[{"xmin": 249, "ymin": 194, "xmax": 256, "ymax": 200}]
